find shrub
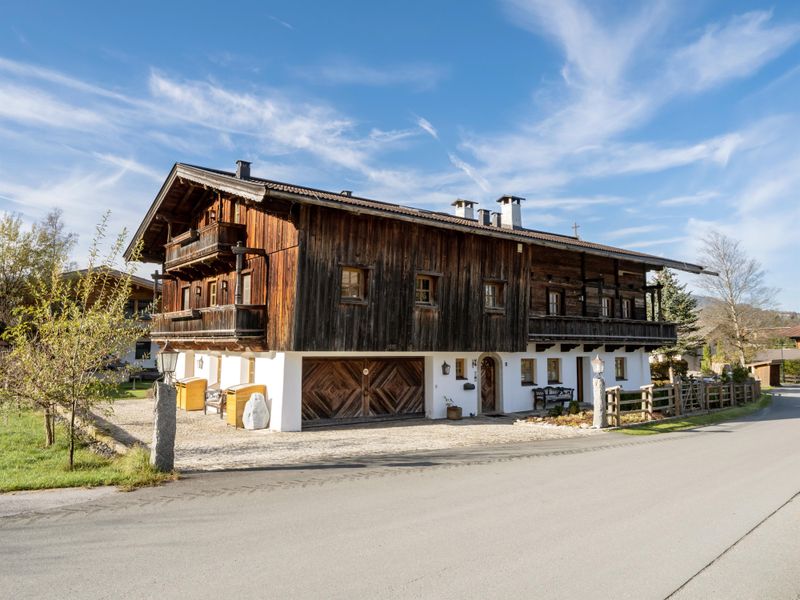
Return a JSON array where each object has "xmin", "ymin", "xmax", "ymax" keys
[
  {"xmin": 650, "ymin": 359, "xmax": 688, "ymax": 381},
  {"xmin": 731, "ymin": 365, "xmax": 750, "ymax": 384},
  {"xmin": 784, "ymin": 360, "xmax": 800, "ymax": 377},
  {"xmin": 568, "ymin": 400, "xmax": 580, "ymax": 415},
  {"xmin": 547, "ymin": 405, "xmax": 563, "ymax": 417}
]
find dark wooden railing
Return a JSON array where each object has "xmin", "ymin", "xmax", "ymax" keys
[
  {"xmin": 164, "ymin": 222, "xmax": 246, "ymax": 272},
  {"xmin": 151, "ymin": 304, "xmax": 267, "ymax": 340},
  {"xmin": 528, "ymin": 315, "xmax": 676, "ymax": 343}
]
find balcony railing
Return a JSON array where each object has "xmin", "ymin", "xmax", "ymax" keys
[
  {"xmin": 150, "ymin": 304, "xmax": 267, "ymax": 341},
  {"xmin": 164, "ymin": 222, "xmax": 246, "ymax": 274},
  {"xmin": 528, "ymin": 315, "xmax": 676, "ymax": 344}
]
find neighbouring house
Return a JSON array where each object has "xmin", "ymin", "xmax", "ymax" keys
[
  {"xmin": 781, "ymin": 325, "xmax": 800, "ymax": 349},
  {"xmin": 62, "ymin": 268, "xmax": 160, "ymax": 374},
  {"xmin": 124, "ymin": 161, "xmax": 710, "ymax": 431},
  {"xmin": 747, "ymin": 348, "xmax": 800, "ymax": 386}
]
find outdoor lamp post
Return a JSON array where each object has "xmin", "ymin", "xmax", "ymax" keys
[
  {"xmin": 591, "ymin": 354, "xmax": 607, "ymax": 428},
  {"xmin": 156, "ymin": 345, "xmax": 179, "ymax": 385}
]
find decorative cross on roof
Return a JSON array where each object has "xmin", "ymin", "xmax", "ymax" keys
[{"xmin": 572, "ymin": 222, "xmax": 580, "ymax": 239}]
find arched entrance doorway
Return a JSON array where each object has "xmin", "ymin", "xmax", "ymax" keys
[{"xmin": 480, "ymin": 356, "xmax": 498, "ymax": 413}]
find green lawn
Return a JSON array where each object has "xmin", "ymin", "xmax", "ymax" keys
[
  {"xmin": 619, "ymin": 395, "xmax": 772, "ymax": 436},
  {"xmin": 109, "ymin": 380, "xmax": 154, "ymax": 400},
  {"xmin": 0, "ymin": 410, "xmax": 174, "ymax": 492}
]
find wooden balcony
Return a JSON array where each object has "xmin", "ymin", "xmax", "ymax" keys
[
  {"xmin": 528, "ymin": 315, "xmax": 676, "ymax": 347},
  {"xmin": 164, "ymin": 222, "xmax": 247, "ymax": 276},
  {"xmin": 150, "ymin": 304, "xmax": 267, "ymax": 348}
]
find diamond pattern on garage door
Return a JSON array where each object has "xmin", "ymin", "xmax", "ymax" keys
[{"xmin": 302, "ymin": 358, "xmax": 424, "ymax": 422}]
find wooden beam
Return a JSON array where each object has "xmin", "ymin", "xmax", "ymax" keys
[
  {"xmin": 536, "ymin": 343, "xmax": 555, "ymax": 352},
  {"xmin": 560, "ymin": 343, "xmax": 580, "ymax": 352},
  {"xmin": 583, "ymin": 343, "xmax": 602, "ymax": 352},
  {"xmin": 625, "ymin": 345, "xmax": 643, "ymax": 352}
]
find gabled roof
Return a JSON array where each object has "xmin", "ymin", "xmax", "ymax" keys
[
  {"xmin": 125, "ymin": 162, "xmax": 711, "ymax": 274},
  {"xmin": 62, "ymin": 267, "xmax": 157, "ymax": 291}
]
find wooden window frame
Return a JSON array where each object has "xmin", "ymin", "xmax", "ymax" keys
[
  {"xmin": 414, "ymin": 274, "xmax": 438, "ymax": 308},
  {"xmin": 241, "ymin": 273, "xmax": 252, "ymax": 306},
  {"xmin": 208, "ymin": 281, "xmax": 218, "ymax": 307},
  {"xmin": 547, "ymin": 358, "xmax": 561, "ymax": 384},
  {"xmin": 615, "ymin": 357, "xmax": 627, "ymax": 381},
  {"xmin": 547, "ymin": 288, "xmax": 565, "ymax": 316},
  {"xmin": 484, "ymin": 280, "xmax": 506, "ymax": 313},
  {"xmin": 621, "ymin": 298, "xmax": 632, "ymax": 319},
  {"xmin": 601, "ymin": 296, "xmax": 614, "ymax": 318},
  {"xmin": 340, "ymin": 266, "xmax": 368, "ymax": 304},
  {"xmin": 181, "ymin": 285, "xmax": 191, "ymax": 310},
  {"xmin": 521, "ymin": 358, "xmax": 536, "ymax": 386},
  {"xmin": 455, "ymin": 358, "xmax": 466, "ymax": 380}
]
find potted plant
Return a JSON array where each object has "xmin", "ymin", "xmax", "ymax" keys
[{"xmin": 444, "ymin": 396, "xmax": 462, "ymax": 420}]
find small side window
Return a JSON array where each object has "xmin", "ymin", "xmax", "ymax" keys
[
  {"xmin": 455, "ymin": 358, "xmax": 466, "ymax": 380},
  {"xmin": 547, "ymin": 358, "xmax": 561, "ymax": 384},
  {"xmin": 484, "ymin": 281, "xmax": 505, "ymax": 311},
  {"xmin": 615, "ymin": 357, "xmax": 627, "ymax": 381},
  {"xmin": 415, "ymin": 275, "xmax": 436, "ymax": 306},
  {"xmin": 521, "ymin": 358, "xmax": 536, "ymax": 386},
  {"xmin": 341, "ymin": 267, "xmax": 367, "ymax": 302}
]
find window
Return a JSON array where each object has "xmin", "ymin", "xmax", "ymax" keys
[
  {"xmin": 241, "ymin": 274, "xmax": 252, "ymax": 305},
  {"xmin": 484, "ymin": 282, "xmax": 504, "ymax": 310},
  {"xmin": 455, "ymin": 358, "xmax": 466, "ymax": 380},
  {"xmin": 615, "ymin": 357, "xmax": 627, "ymax": 380},
  {"xmin": 547, "ymin": 290, "xmax": 563, "ymax": 316},
  {"xmin": 134, "ymin": 340, "xmax": 150, "ymax": 360},
  {"xmin": 341, "ymin": 267, "xmax": 366, "ymax": 301},
  {"xmin": 621, "ymin": 298, "xmax": 632, "ymax": 319},
  {"xmin": 547, "ymin": 358, "xmax": 561, "ymax": 384},
  {"xmin": 208, "ymin": 281, "xmax": 218, "ymax": 306},
  {"xmin": 521, "ymin": 358, "xmax": 536, "ymax": 386},
  {"xmin": 181, "ymin": 286, "xmax": 191, "ymax": 310},
  {"xmin": 601, "ymin": 296, "xmax": 613, "ymax": 317},
  {"xmin": 415, "ymin": 275, "xmax": 436, "ymax": 305},
  {"xmin": 124, "ymin": 300, "xmax": 136, "ymax": 318}
]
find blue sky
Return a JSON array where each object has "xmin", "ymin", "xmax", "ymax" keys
[{"xmin": 1, "ymin": 1, "xmax": 799, "ymax": 308}]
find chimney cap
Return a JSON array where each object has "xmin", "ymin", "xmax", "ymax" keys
[
  {"xmin": 340, "ymin": 190, "xmax": 353, "ymax": 197},
  {"xmin": 451, "ymin": 198, "xmax": 478, "ymax": 207},
  {"xmin": 497, "ymin": 195, "xmax": 525, "ymax": 204},
  {"xmin": 235, "ymin": 160, "xmax": 251, "ymax": 180}
]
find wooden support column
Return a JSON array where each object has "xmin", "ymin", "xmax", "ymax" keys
[
  {"xmin": 580, "ymin": 253, "xmax": 587, "ymax": 317},
  {"xmin": 656, "ymin": 283, "xmax": 663, "ymax": 322}
]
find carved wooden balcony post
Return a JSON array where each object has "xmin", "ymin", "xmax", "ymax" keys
[{"xmin": 234, "ymin": 241, "xmax": 245, "ymax": 305}]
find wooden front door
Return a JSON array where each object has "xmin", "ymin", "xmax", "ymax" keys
[
  {"xmin": 302, "ymin": 358, "xmax": 424, "ymax": 422},
  {"xmin": 576, "ymin": 357, "xmax": 585, "ymax": 403},
  {"xmin": 481, "ymin": 356, "xmax": 497, "ymax": 413}
]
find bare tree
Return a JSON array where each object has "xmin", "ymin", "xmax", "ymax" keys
[{"xmin": 698, "ymin": 231, "xmax": 775, "ymax": 366}]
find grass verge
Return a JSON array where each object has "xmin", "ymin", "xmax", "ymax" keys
[
  {"xmin": 109, "ymin": 380, "xmax": 153, "ymax": 400},
  {"xmin": 0, "ymin": 410, "xmax": 175, "ymax": 493},
  {"xmin": 619, "ymin": 395, "xmax": 772, "ymax": 436}
]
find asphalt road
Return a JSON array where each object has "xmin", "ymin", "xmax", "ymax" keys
[{"xmin": 3, "ymin": 389, "xmax": 800, "ymax": 600}]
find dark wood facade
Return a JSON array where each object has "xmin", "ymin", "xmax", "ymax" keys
[{"xmin": 141, "ymin": 166, "xmax": 682, "ymax": 353}]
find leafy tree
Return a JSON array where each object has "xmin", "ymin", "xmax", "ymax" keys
[
  {"xmin": 651, "ymin": 268, "xmax": 703, "ymax": 367},
  {"xmin": 700, "ymin": 345, "xmax": 714, "ymax": 375},
  {"xmin": 0, "ymin": 209, "xmax": 76, "ymax": 334},
  {"xmin": 698, "ymin": 231, "xmax": 775, "ymax": 366},
  {"xmin": 2, "ymin": 215, "xmax": 144, "ymax": 466}
]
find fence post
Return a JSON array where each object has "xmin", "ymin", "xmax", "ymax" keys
[
  {"xmin": 730, "ymin": 380, "xmax": 736, "ymax": 406},
  {"xmin": 642, "ymin": 385, "xmax": 654, "ymax": 421},
  {"xmin": 673, "ymin": 381, "xmax": 681, "ymax": 416}
]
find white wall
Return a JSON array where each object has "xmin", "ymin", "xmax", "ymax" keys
[
  {"xmin": 254, "ymin": 352, "xmax": 302, "ymax": 432},
  {"xmin": 428, "ymin": 353, "xmax": 481, "ymax": 419},
  {"xmin": 220, "ymin": 355, "xmax": 244, "ymax": 389}
]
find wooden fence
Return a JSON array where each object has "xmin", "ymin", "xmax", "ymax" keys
[
  {"xmin": 783, "ymin": 374, "xmax": 800, "ymax": 385},
  {"xmin": 605, "ymin": 379, "xmax": 762, "ymax": 427}
]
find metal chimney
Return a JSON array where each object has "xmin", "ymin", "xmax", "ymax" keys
[
  {"xmin": 236, "ymin": 160, "xmax": 251, "ymax": 180},
  {"xmin": 451, "ymin": 199, "xmax": 477, "ymax": 220},
  {"xmin": 497, "ymin": 195, "xmax": 524, "ymax": 229}
]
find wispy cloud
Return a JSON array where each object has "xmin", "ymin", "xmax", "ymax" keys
[
  {"xmin": 294, "ymin": 59, "xmax": 446, "ymax": 90},
  {"xmin": 268, "ymin": 15, "xmax": 294, "ymax": 30},
  {"xmin": 416, "ymin": 116, "xmax": 438, "ymax": 139},
  {"xmin": 448, "ymin": 153, "xmax": 490, "ymax": 192},
  {"xmin": 606, "ymin": 224, "xmax": 665, "ymax": 239},
  {"xmin": 657, "ymin": 191, "xmax": 720, "ymax": 207}
]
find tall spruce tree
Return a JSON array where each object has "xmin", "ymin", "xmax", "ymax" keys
[{"xmin": 652, "ymin": 268, "xmax": 703, "ymax": 360}]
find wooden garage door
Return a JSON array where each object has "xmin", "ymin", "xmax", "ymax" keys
[{"xmin": 302, "ymin": 358, "xmax": 424, "ymax": 422}]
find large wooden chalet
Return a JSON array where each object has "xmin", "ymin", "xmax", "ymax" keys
[{"xmin": 125, "ymin": 161, "xmax": 708, "ymax": 431}]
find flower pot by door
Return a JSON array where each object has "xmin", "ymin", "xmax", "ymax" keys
[{"xmin": 446, "ymin": 406, "xmax": 462, "ymax": 420}]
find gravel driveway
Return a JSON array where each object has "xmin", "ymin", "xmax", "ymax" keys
[{"xmin": 100, "ymin": 398, "xmax": 603, "ymax": 471}]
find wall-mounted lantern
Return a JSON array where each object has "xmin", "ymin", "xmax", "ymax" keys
[
  {"xmin": 195, "ymin": 285, "xmax": 201, "ymax": 296},
  {"xmin": 197, "ymin": 356, "xmax": 204, "ymax": 370},
  {"xmin": 441, "ymin": 361, "xmax": 451, "ymax": 376}
]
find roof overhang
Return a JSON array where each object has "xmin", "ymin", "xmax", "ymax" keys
[{"xmin": 125, "ymin": 163, "xmax": 711, "ymax": 275}]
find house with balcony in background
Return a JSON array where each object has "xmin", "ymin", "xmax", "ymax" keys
[
  {"xmin": 62, "ymin": 268, "xmax": 160, "ymax": 374},
  {"xmin": 124, "ymin": 160, "xmax": 710, "ymax": 431}
]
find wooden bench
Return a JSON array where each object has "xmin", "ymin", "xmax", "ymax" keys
[{"xmin": 532, "ymin": 386, "xmax": 574, "ymax": 410}]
